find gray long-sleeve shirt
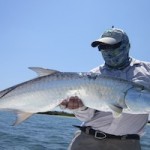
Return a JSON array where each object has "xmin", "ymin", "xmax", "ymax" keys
[{"xmin": 74, "ymin": 58, "xmax": 149, "ymax": 136}]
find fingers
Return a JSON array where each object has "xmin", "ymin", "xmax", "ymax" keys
[
  {"xmin": 59, "ymin": 99, "xmax": 68, "ymax": 109},
  {"xmin": 60, "ymin": 96, "xmax": 84, "ymax": 110},
  {"xmin": 67, "ymin": 96, "xmax": 83, "ymax": 109}
]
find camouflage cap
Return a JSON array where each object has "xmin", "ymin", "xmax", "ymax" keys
[{"xmin": 91, "ymin": 28, "xmax": 129, "ymax": 50}]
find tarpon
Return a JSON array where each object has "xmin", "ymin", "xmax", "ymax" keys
[{"xmin": 0, "ymin": 67, "xmax": 150, "ymax": 125}]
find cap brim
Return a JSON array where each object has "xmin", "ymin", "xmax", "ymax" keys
[{"xmin": 91, "ymin": 37, "xmax": 121, "ymax": 47}]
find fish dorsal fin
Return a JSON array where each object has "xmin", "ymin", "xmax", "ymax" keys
[{"xmin": 29, "ymin": 67, "xmax": 59, "ymax": 77}]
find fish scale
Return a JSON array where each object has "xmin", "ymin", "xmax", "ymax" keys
[{"xmin": 0, "ymin": 67, "xmax": 150, "ymax": 125}]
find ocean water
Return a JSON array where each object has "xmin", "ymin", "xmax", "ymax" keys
[{"xmin": 0, "ymin": 112, "xmax": 149, "ymax": 150}]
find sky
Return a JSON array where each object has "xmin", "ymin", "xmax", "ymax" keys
[{"xmin": 0, "ymin": 0, "xmax": 150, "ymax": 90}]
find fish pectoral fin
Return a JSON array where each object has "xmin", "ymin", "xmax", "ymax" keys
[
  {"xmin": 13, "ymin": 111, "xmax": 34, "ymax": 126},
  {"xmin": 29, "ymin": 67, "xmax": 59, "ymax": 77},
  {"xmin": 108, "ymin": 104, "xmax": 123, "ymax": 118}
]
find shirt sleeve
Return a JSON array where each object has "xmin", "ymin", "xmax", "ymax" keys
[
  {"xmin": 143, "ymin": 61, "xmax": 150, "ymax": 73},
  {"xmin": 73, "ymin": 107, "xmax": 96, "ymax": 122}
]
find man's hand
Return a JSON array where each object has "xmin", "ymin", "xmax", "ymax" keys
[{"xmin": 60, "ymin": 96, "xmax": 84, "ymax": 110}]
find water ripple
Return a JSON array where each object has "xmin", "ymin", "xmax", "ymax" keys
[{"xmin": 0, "ymin": 112, "xmax": 149, "ymax": 150}]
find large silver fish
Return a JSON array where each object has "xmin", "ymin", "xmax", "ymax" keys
[{"xmin": 0, "ymin": 67, "xmax": 150, "ymax": 125}]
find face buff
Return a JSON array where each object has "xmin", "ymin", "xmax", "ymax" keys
[{"xmin": 101, "ymin": 43, "xmax": 130, "ymax": 69}]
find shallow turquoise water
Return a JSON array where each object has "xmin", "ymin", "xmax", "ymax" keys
[{"xmin": 0, "ymin": 112, "xmax": 149, "ymax": 150}]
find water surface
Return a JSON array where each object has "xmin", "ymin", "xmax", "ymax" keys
[{"xmin": 0, "ymin": 112, "xmax": 149, "ymax": 150}]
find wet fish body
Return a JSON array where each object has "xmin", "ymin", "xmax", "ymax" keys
[{"xmin": 0, "ymin": 67, "xmax": 150, "ymax": 125}]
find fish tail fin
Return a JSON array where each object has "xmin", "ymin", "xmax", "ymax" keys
[{"xmin": 0, "ymin": 86, "xmax": 17, "ymax": 99}]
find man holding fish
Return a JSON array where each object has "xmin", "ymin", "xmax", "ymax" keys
[{"xmin": 61, "ymin": 27, "xmax": 150, "ymax": 150}]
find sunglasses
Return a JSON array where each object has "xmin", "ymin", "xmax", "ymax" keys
[{"xmin": 98, "ymin": 41, "xmax": 122, "ymax": 51}]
